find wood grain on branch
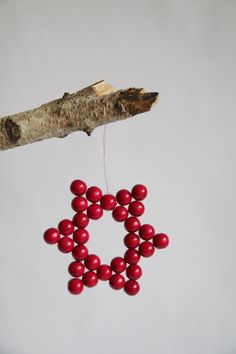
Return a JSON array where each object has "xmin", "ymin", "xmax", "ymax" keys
[{"xmin": 0, "ymin": 80, "xmax": 159, "ymax": 151}]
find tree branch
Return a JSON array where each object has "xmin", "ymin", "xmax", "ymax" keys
[{"xmin": 0, "ymin": 80, "xmax": 159, "ymax": 151}]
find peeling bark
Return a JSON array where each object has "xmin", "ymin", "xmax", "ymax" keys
[{"xmin": 0, "ymin": 80, "xmax": 159, "ymax": 151}]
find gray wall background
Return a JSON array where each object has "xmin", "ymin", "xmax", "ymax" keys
[{"xmin": 0, "ymin": 1, "xmax": 235, "ymax": 353}]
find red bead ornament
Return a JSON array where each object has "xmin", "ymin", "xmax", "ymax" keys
[
  {"xmin": 86, "ymin": 186, "xmax": 102, "ymax": 203},
  {"xmin": 112, "ymin": 206, "xmax": 128, "ymax": 222},
  {"xmin": 126, "ymin": 264, "xmax": 142, "ymax": 280},
  {"xmin": 128, "ymin": 201, "xmax": 145, "ymax": 217},
  {"xmin": 100, "ymin": 194, "xmax": 117, "ymax": 210},
  {"xmin": 87, "ymin": 204, "xmax": 103, "ymax": 220},
  {"xmin": 71, "ymin": 196, "xmax": 88, "ymax": 212},
  {"xmin": 70, "ymin": 180, "xmax": 87, "ymax": 196},
  {"xmin": 44, "ymin": 228, "xmax": 60, "ymax": 244},
  {"xmin": 124, "ymin": 280, "xmax": 140, "ymax": 296},
  {"xmin": 85, "ymin": 254, "xmax": 101, "ymax": 270},
  {"xmin": 124, "ymin": 249, "xmax": 140, "ymax": 264},
  {"xmin": 68, "ymin": 278, "xmax": 84, "ymax": 295},
  {"xmin": 72, "ymin": 244, "xmax": 88, "ymax": 261},
  {"xmin": 73, "ymin": 229, "xmax": 89, "ymax": 244},
  {"xmin": 124, "ymin": 217, "xmax": 141, "ymax": 232},
  {"xmin": 73, "ymin": 212, "xmax": 89, "ymax": 228},
  {"xmin": 139, "ymin": 241, "xmax": 155, "ymax": 257},
  {"xmin": 97, "ymin": 264, "xmax": 112, "ymax": 280},
  {"xmin": 109, "ymin": 274, "xmax": 125, "ymax": 290},
  {"xmin": 110, "ymin": 257, "xmax": 126, "ymax": 273},
  {"xmin": 153, "ymin": 233, "xmax": 169, "ymax": 249},
  {"xmin": 116, "ymin": 189, "xmax": 132, "ymax": 205},
  {"xmin": 58, "ymin": 237, "xmax": 74, "ymax": 253},
  {"xmin": 132, "ymin": 184, "xmax": 147, "ymax": 201},
  {"xmin": 58, "ymin": 219, "xmax": 74, "ymax": 236},
  {"xmin": 68, "ymin": 261, "xmax": 85, "ymax": 277},
  {"xmin": 124, "ymin": 233, "xmax": 140, "ymax": 248},
  {"xmin": 44, "ymin": 180, "xmax": 170, "ymax": 296},
  {"xmin": 139, "ymin": 224, "xmax": 155, "ymax": 240},
  {"xmin": 82, "ymin": 271, "xmax": 98, "ymax": 287}
]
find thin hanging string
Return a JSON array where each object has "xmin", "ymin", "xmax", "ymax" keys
[{"xmin": 103, "ymin": 124, "xmax": 109, "ymax": 193}]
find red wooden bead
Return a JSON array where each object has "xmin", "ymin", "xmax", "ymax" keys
[
  {"xmin": 86, "ymin": 186, "xmax": 102, "ymax": 203},
  {"xmin": 112, "ymin": 206, "xmax": 128, "ymax": 222},
  {"xmin": 85, "ymin": 254, "xmax": 101, "ymax": 270},
  {"xmin": 110, "ymin": 257, "xmax": 126, "ymax": 273},
  {"xmin": 116, "ymin": 189, "xmax": 132, "ymax": 205},
  {"xmin": 87, "ymin": 204, "xmax": 103, "ymax": 220},
  {"xmin": 58, "ymin": 219, "xmax": 74, "ymax": 236},
  {"xmin": 139, "ymin": 241, "xmax": 155, "ymax": 257},
  {"xmin": 68, "ymin": 278, "xmax": 84, "ymax": 295},
  {"xmin": 82, "ymin": 271, "xmax": 98, "ymax": 287},
  {"xmin": 109, "ymin": 274, "xmax": 125, "ymax": 290},
  {"xmin": 124, "ymin": 280, "xmax": 140, "ymax": 296},
  {"xmin": 57, "ymin": 237, "xmax": 74, "ymax": 253},
  {"xmin": 97, "ymin": 264, "xmax": 112, "ymax": 280},
  {"xmin": 128, "ymin": 201, "xmax": 145, "ymax": 217},
  {"xmin": 71, "ymin": 196, "xmax": 88, "ymax": 212},
  {"xmin": 124, "ymin": 233, "xmax": 140, "ymax": 248},
  {"xmin": 43, "ymin": 228, "xmax": 60, "ymax": 244},
  {"xmin": 132, "ymin": 184, "xmax": 147, "ymax": 201},
  {"xmin": 126, "ymin": 264, "xmax": 142, "ymax": 280},
  {"xmin": 72, "ymin": 244, "xmax": 88, "ymax": 261},
  {"xmin": 153, "ymin": 233, "xmax": 169, "ymax": 249},
  {"xmin": 73, "ymin": 212, "xmax": 89, "ymax": 228},
  {"xmin": 124, "ymin": 217, "xmax": 141, "ymax": 232},
  {"xmin": 68, "ymin": 261, "xmax": 85, "ymax": 277},
  {"xmin": 124, "ymin": 249, "xmax": 140, "ymax": 264},
  {"xmin": 73, "ymin": 229, "xmax": 89, "ymax": 244},
  {"xmin": 70, "ymin": 180, "xmax": 87, "ymax": 196},
  {"xmin": 139, "ymin": 224, "xmax": 155, "ymax": 240},
  {"xmin": 100, "ymin": 194, "xmax": 117, "ymax": 210}
]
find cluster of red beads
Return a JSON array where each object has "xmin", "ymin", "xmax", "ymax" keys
[{"xmin": 43, "ymin": 180, "xmax": 169, "ymax": 296}]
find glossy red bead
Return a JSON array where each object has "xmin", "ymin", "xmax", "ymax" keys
[
  {"xmin": 58, "ymin": 219, "xmax": 74, "ymax": 236},
  {"xmin": 139, "ymin": 241, "xmax": 155, "ymax": 257},
  {"xmin": 124, "ymin": 280, "xmax": 140, "ymax": 296},
  {"xmin": 124, "ymin": 249, "xmax": 140, "ymax": 264},
  {"xmin": 124, "ymin": 233, "xmax": 140, "ymax": 248},
  {"xmin": 124, "ymin": 217, "xmax": 141, "ymax": 232},
  {"xmin": 112, "ymin": 206, "xmax": 128, "ymax": 222},
  {"xmin": 116, "ymin": 189, "xmax": 132, "ymax": 205},
  {"xmin": 68, "ymin": 278, "xmax": 84, "ymax": 295},
  {"xmin": 71, "ymin": 196, "xmax": 88, "ymax": 212},
  {"xmin": 128, "ymin": 201, "xmax": 145, "ymax": 217},
  {"xmin": 97, "ymin": 264, "xmax": 112, "ymax": 280},
  {"xmin": 109, "ymin": 274, "xmax": 125, "ymax": 290},
  {"xmin": 68, "ymin": 261, "xmax": 85, "ymax": 277},
  {"xmin": 139, "ymin": 224, "xmax": 155, "ymax": 240},
  {"xmin": 85, "ymin": 254, "xmax": 101, "ymax": 270},
  {"xmin": 72, "ymin": 244, "xmax": 88, "ymax": 261},
  {"xmin": 110, "ymin": 257, "xmax": 126, "ymax": 273},
  {"xmin": 43, "ymin": 228, "xmax": 60, "ymax": 244},
  {"xmin": 87, "ymin": 204, "xmax": 103, "ymax": 220},
  {"xmin": 153, "ymin": 233, "xmax": 169, "ymax": 249},
  {"xmin": 73, "ymin": 212, "xmax": 89, "ymax": 228},
  {"xmin": 82, "ymin": 271, "xmax": 98, "ymax": 287},
  {"xmin": 57, "ymin": 237, "xmax": 74, "ymax": 253},
  {"xmin": 100, "ymin": 194, "xmax": 117, "ymax": 210},
  {"xmin": 70, "ymin": 180, "xmax": 87, "ymax": 196},
  {"xmin": 132, "ymin": 184, "xmax": 147, "ymax": 201},
  {"xmin": 86, "ymin": 186, "xmax": 102, "ymax": 203},
  {"xmin": 73, "ymin": 229, "xmax": 89, "ymax": 244},
  {"xmin": 126, "ymin": 264, "xmax": 142, "ymax": 280}
]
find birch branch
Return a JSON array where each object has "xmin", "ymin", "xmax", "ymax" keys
[{"xmin": 0, "ymin": 80, "xmax": 159, "ymax": 151}]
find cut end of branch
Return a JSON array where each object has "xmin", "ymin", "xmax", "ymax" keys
[{"xmin": 118, "ymin": 89, "xmax": 159, "ymax": 117}]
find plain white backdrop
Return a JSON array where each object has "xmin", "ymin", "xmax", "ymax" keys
[{"xmin": 0, "ymin": 1, "xmax": 235, "ymax": 353}]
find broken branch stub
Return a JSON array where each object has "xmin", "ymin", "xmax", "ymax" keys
[{"xmin": 0, "ymin": 80, "xmax": 159, "ymax": 151}]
